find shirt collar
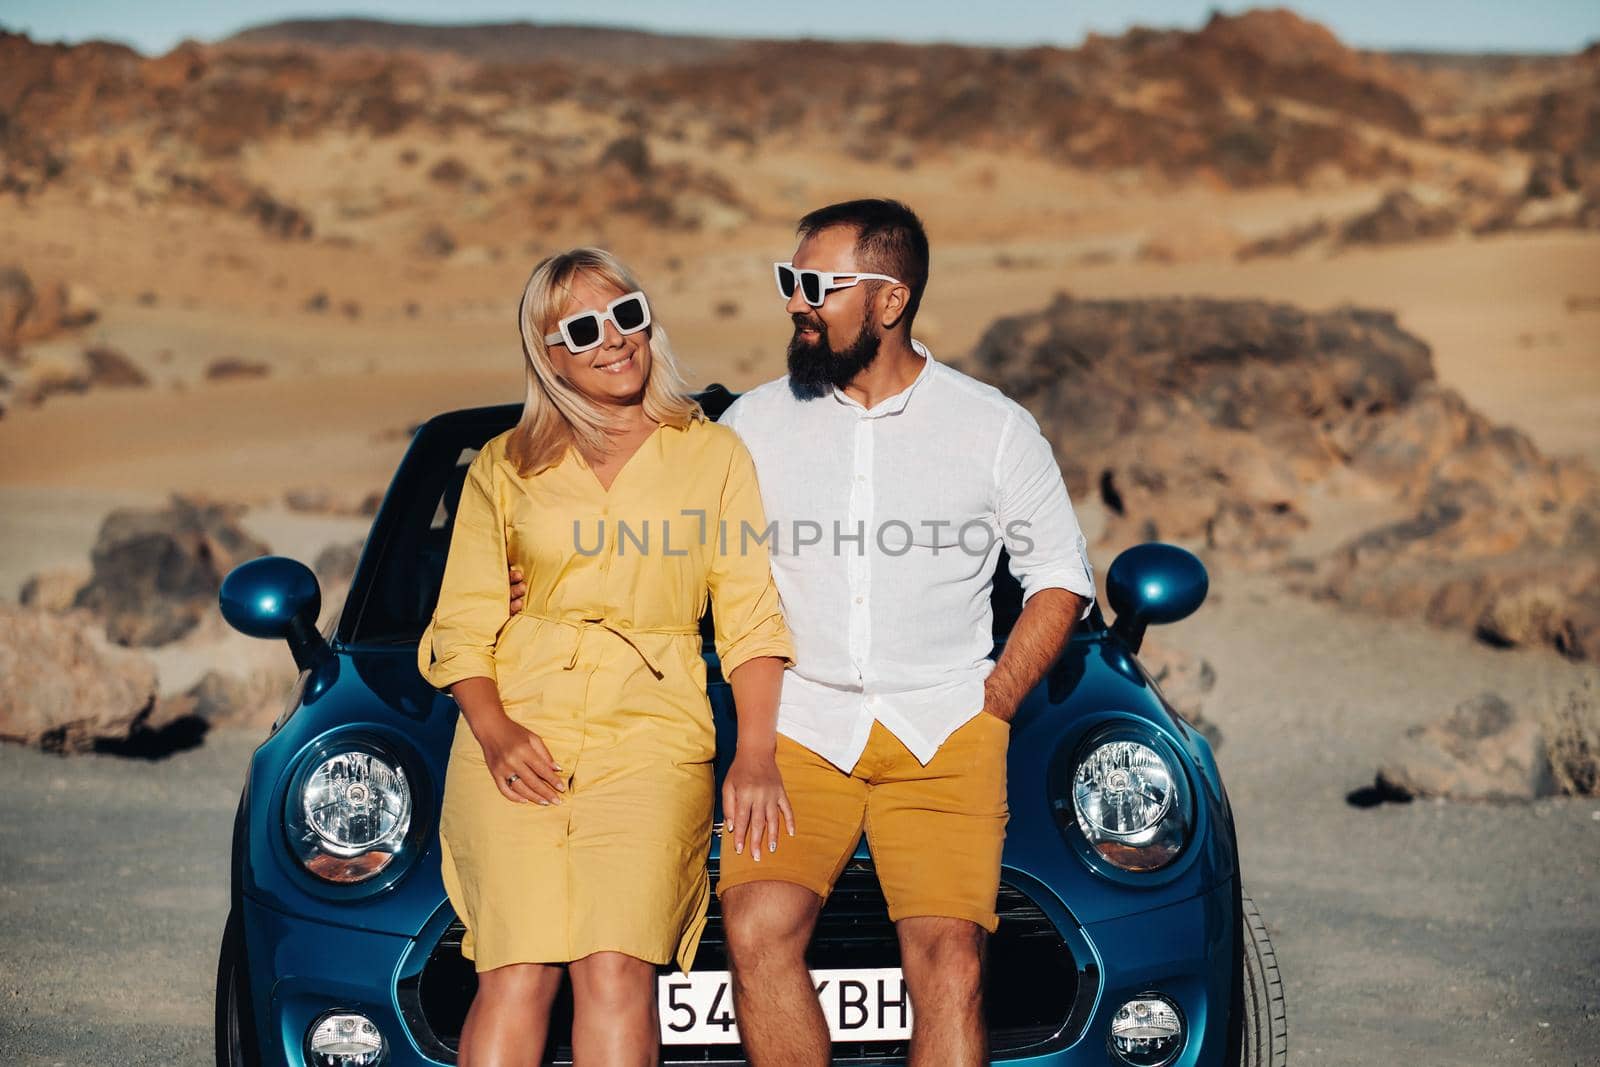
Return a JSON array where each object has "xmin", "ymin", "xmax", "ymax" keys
[{"xmin": 830, "ymin": 338, "xmax": 937, "ymax": 418}]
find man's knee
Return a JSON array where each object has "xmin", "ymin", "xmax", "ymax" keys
[
  {"xmin": 722, "ymin": 881, "xmax": 820, "ymax": 967},
  {"xmin": 898, "ymin": 917, "xmax": 986, "ymax": 996}
]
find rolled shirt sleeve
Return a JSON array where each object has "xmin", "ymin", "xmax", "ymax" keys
[
  {"xmin": 417, "ymin": 444, "xmax": 513, "ymax": 690},
  {"xmin": 708, "ymin": 433, "xmax": 796, "ymax": 677},
  {"xmin": 994, "ymin": 407, "xmax": 1096, "ymax": 620}
]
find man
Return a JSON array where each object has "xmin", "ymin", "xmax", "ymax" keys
[
  {"xmin": 718, "ymin": 198, "xmax": 1095, "ymax": 1067},
  {"xmin": 511, "ymin": 199, "xmax": 1095, "ymax": 1064}
]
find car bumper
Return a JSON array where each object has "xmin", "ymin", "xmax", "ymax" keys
[
  {"xmin": 1043, "ymin": 874, "xmax": 1236, "ymax": 1066},
  {"xmin": 240, "ymin": 894, "xmax": 423, "ymax": 1066},
  {"xmin": 238, "ymin": 876, "xmax": 1235, "ymax": 1066}
]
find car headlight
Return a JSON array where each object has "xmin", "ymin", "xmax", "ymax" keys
[
  {"xmin": 1067, "ymin": 729, "xmax": 1191, "ymax": 872},
  {"xmin": 286, "ymin": 743, "xmax": 413, "ymax": 883}
]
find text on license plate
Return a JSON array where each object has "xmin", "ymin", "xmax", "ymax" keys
[{"xmin": 658, "ymin": 968, "xmax": 912, "ymax": 1044}]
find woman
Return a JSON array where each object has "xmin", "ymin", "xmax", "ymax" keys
[{"xmin": 416, "ymin": 248, "xmax": 796, "ymax": 1066}]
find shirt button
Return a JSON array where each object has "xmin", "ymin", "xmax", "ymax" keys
[
  {"xmin": 856, "ymin": 474, "xmax": 865, "ymax": 482},
  {"xmin": 855, "ymin": 596, "xmax": 863, "ymax": 603}
]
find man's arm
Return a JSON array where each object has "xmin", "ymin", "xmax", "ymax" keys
[
  {"xmin": 985, "ymin": 407, "xmax": 1097, "ymax": 721},
  {"xmin": 983, "ymin": 588, "xmax": 1085, "ymax": 721}
]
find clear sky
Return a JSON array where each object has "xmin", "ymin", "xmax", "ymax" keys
[{"xmin": 2, "ymin": 1, "xmax": 1596, "ymax": 57}]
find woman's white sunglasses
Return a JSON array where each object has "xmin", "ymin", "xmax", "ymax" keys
[
  {"xmin": 774, "ymin": 262, "xmax": 901, "ymax": 307},
  {"xmin": 544, "ymin": 290, "xmax": 651, "ymax": 353}
]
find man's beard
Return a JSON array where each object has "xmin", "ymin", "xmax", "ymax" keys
[{"xmin": 786, "ymin": 313, "xmax": 881, "ymax": 400}]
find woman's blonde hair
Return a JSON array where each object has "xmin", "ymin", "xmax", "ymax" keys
[{"xmin": 506, "ymin": 248, "xmax": 703, "ymax": 476}]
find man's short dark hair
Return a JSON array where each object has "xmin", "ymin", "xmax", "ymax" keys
[{"xmin": 796, "ymin": 198, "xmax": 929, "ymax": 329}]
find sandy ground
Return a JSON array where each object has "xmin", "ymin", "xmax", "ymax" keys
[{"xmin": 0, "ymin": 567, "xmax": 1596, "ymax": 1066}]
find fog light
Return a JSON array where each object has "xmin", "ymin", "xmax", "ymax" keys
[
  {"xmin": 306, "ymin": 1010, "xmax": 386, "ymax": 1066},
  {"xmin": 1108, "ymin": 993, "xmax": 1184, "ymax": 1066}
]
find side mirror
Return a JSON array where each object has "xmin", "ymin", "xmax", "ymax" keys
[
  {"xmin": 1106, "ymin": 542, "xmax": 1208, "ymax": 653},
  {"xmin": 219, "ymin": 556, "xmax": 328, "ymax": 670}
]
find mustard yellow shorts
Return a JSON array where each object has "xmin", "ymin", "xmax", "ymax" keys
[{"xmin": 716, "ymin": 710, "xmax": 1010, "ymax": 931}]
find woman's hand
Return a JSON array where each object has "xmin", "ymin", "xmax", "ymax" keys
[
  {"xmin": 722, "ymin": 749, "xmax": 795, "ymax": 862},
  {"xmin": 472, "ymin": 711, "xmax": 566, "ymax": 806}
]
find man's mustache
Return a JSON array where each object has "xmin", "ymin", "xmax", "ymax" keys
[{"xmin": 791, "ymin": 313, "xmax": 826, "ymax": 333}]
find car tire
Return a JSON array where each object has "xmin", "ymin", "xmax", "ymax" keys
[
  {"xmin": 1232, "ymin": 886, "xmax": 1288, "ymax": 1067},
  {"xmin": 215, "ymin": 909, "xmax": 261, "ymax": 1067}
]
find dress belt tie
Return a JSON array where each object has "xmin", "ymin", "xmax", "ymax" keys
[{"xmin": 521, "ymin": 611, "xmax": 701, "ymax": 679}]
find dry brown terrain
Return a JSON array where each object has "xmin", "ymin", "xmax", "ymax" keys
[
  {"xmin": 2, "ymin": 182, "xmax": 1595, "ymax": 491},
  {"xmin": 1, "ymin": 9, "xmax": 1598, "ymax": 1064}
]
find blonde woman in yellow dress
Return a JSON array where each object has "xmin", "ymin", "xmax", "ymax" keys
[{"xmin": 417, "ymin": 248, "xmax": 796, "ymax": 1066}]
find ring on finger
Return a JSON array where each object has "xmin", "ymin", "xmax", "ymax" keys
[{"xmin": 506, "ymin": 773, "xmax": 521, "ymax": 785}]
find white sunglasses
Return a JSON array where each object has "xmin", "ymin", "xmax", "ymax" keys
[
  {"xmin": 544, "ymin": 290, "xmax": 651, "ymax": 353},
  {"xmin": 774, "ymin": 262, "xmax": 901, "ymax": 307}
]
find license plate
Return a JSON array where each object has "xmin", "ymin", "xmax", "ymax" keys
[{"xmin": 658, "ymin": 967, "xmax": 913, "ymax": 1044}]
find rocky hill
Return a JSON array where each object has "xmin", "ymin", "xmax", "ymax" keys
[
  {"xmin": 220, "ymin": 17, "xmax": 742, "ymax": 67},
  {"xmin": 3, "ymin": 9, "xmax": 1596, "ymax": 203}
]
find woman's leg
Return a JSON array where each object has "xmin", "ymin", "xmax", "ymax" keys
[
  {"xmin": 457, "ymin": 961, "xmax": 564, "ymax": 1067},
  {"xmin": 568, "ymin": 950, "xmax": 660, "ymax": 1066}
]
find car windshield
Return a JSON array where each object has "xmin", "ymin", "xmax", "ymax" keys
[{"xmin": 340, "ymin": 409, "xmax": 516, "ymax": 647}]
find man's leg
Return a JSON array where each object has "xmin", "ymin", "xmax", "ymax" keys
[
  {"xmin": 716, "ymin": 734, "xmax": 869, "ymax": 1067},
  {"xmin": 721, "ymin": 881, "xmax": 827, "ymax": 1066},
  {"xmin": 862, "ymin": 712, "xmax": 1011, "ymax": 1067},
  {"xmin": 897, "ymin": 916, "xmax": 988, "ymax": 1066}
]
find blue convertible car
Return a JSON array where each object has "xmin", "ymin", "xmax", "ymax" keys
[{"xmin": 216, "ymin": 388, "xmax": 1286, "ymax": 1067}]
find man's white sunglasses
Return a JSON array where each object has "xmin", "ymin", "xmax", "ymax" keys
[
  {"xmin": 544, "ymin": 290, "xmax": 651, "ymax": 353},
  {"xmin": 774, "ymin": 262, "xmax": 901, "ymax": 307}
]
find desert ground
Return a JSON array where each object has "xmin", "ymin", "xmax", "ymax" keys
[
  {"xmin": 3, "ymin": 183, "xmax": 1598, "ymax": 499},
  {"xmin": 2, "ymin": 11, "xmax": 1598, "ymax": 1066},
  {"xmin": 2, "ymin": 564, "xmax": 1597, "ymax": 1065}
]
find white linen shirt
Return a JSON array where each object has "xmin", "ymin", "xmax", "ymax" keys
[{"xmin": 717, "ymin": 339, "xmax": 1096, "ymax": 772}]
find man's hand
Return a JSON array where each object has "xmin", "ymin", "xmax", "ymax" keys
[
  {"xmin": 508, "ymin": 564, "xmax": 527, "ymax": 614},
  {"xmin": 722, "ymin": 750, "xmax": 796, "ymax": 862}
]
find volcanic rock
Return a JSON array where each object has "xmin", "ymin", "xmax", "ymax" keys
[
  {"xmin": 969, "ymin": 293, "xmax": 1600, "ymax": 659},
  {"xmin": 0, "ymin": 603, "xmax": 159, "ymax": 753},
  {"xmin": 73, "ymin": 495, "xmax": 270, "ymax": 646},
  {"xmin": 1375, "ymin": 692, "xmax": 1555, "ymax": 801}
]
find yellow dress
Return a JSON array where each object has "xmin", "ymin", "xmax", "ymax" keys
[{"xmin": 416, "ymin": 416, "xmax": 794, "ymax": 975}]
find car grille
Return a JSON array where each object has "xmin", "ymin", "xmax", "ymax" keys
[{"xmin": 399, "ymin": 858, "xmax": 1091, "ymax": 1064}]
